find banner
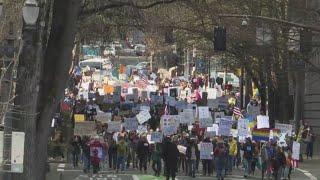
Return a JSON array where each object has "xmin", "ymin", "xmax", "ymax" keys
[
  {"xmin": 251, "ymin": 128, "xmax": 280, "ymax": 142},
  {"xmin": 275, "ymin": 123, "xmax": 293, "ymax": 136},
  {"xmin": 200, "ymin": 142, "xmax": 213, "ymax": 160},
  {"xmin": 177, "ymin": 145, "xmax": 187, "ymax": 154},
  {"xmin": 136, "ymin": 110, "xmax": 151, "ymax": 124},
  {"xmin": 257, "ymin": 115, "xmax": 270, "ymax": 129},
  {"xmin": 292, "ymin": 141, "xmax": 300, "ymax": 160},
  {"xmin": 218, "ymin": 119, "xmax": 233, "ymax": 136},
  {"xmin": 74, "ymin": 121, "xmax": 97, "ymax": 136},
  {"xmin": 107, "ymin": 121, "xmax": 122, "ymax": 133},
  {"xmin": 198, "ymin": 106, "xmax": 210, "ymax": 119},
  {"xmin": 123, "ymin": 118, "xmax": 139, "ymax": 131},
  {"xmin": 151, "ymin": 132, "xmax": 163, "ymax": 143},
  {"xmin": 237, "ymin": 119, "xmax": 249, "ymax": 137}
]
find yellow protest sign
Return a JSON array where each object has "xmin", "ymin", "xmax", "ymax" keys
[{"xmin": 74, "ymin": 114, "xmax": 85, "ymax": 122}]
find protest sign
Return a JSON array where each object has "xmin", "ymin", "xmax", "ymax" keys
[
  {"xmin": 207, "ymin": 88, "xmax": 217, "ymax": 99},
  {"xmin": 230, "ymin": 129, "xmax": 238, "ymax": 138},
  {"xmin": 166, "ymin": 96, "xmax": 176, "ymax": 106},
  {"xmin": 123, "ymin": 118, "xmax": 139, "ymax": 131},
  {"xmin": 217, "ymin": 96, "xmax": 229, "ymax": 109},
  {"xmin": 177, "ymin": 145, "xmax": 187, "ymax": 154},
  {"xmin": 257, "ymin": 115, "xmax": 270, "ymax": 129},
  {"xmin": 237, "ymin": 119, "xmax": 249, "ymax": 137},
  {"xmin": 141, "ymin": 91, "xmax": 148, "ymax": 101},
  {"xmin": 275, "ymin": 123, "xmax": 293, "ymax": 136},
  {"xmin": 218, "ymin": 119, "xmax": 233, "ymax": 136},
  {"xmin": 151, "ymin": 132, "xmax": 163, "ymax": 143},
  {"xmin": 107, "ymin": 121, "xmax": 122, "ymax": 133},
  {"xmin": 137, "ymin": 125, "xmax": 148, "ymax": 133},
  {"xmin": 205, "ymin": 124, "xmax": 218, "ymax": 138},
  {"xmin": 96, "ymin": 112, "xmax": 112, "ymax": 123},
  {"xmin": 200, "ymin": 143, "xmax": 213, "ymax": 160},
  {"xmin": 136, "ymin": 110, "xmax": 151, "ymax": 124},
  {"xmin": 200, "ymin": 118, "xmax": 213, "ymax": 128},
  {"xmin": 132, "ymin": 88, "xmax": 139, "ymax": 102},
  {"xmin": 207, "ymin": 99, "xmax": 218, "ymax": 109},
  {"xmin": 198, "ymin": 106, "xmax": 210, "ymax": 119},
  {"xmin": 140, "ymin": 106, "xmax": 150, "ymax": 112},
  {"xmin": 179, "ymin": 109, "xmax": 194, "ymax": 124},
  {"xmin": 125, "ymin": 94, "xmax": 134, "ymax": 102},
  {"xmin": 175, "ymin": 101, "xmax": 188, "ymax": 111},
  {"xmin": 74, "ymin": 121, "xmax": 96, "ymax": 136},
  {"xmin": 169, "ymin": 87, "xmax": 179, "ymax": 98},
  {"xmin": 292, "ymin": 141, "xmax": 300, "ymax": 160},
  {"xmin": 161, "ymin": 115, "xmax": 178, "ymax": 136},
  {"xmin": 214, "ymin": 111, "xmax": 225, "ymax": 121},
  {"xmin": 74, "ymin": 114, "xmax": 85, "ymax": 122}
]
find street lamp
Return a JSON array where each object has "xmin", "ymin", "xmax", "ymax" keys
[{"xmin": 22, "ymin": 0, "xmax": 39, "ymax": 26}]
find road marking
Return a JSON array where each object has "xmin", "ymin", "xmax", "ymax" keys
[
  {"xmin": 58, "ymin": 163, "xmax": 66, "ymax": 168},
  {"xmin": 296, "ymin": 168, "xmax": 318, "ymax": 180},
  {"xmin": 57, "ymin": 168, "xmax": 65, "ymax": 172},
  {"xmin": 132, "ymin": 175, "xmax": 139, "ymax": 180}
]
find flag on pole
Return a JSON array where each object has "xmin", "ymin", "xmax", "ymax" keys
[{"xmin": 233, "ymin": 106, "xmax": 244, "ymax": 118}]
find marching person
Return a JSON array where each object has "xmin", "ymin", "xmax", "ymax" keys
[
  {"xmin": 163, "ymin": 137, "xmax": 179, "ymax": 180},
  {"xmin": 214, "ymin": 140, "xmax": 227, "ymax": 180},
  {"xmin": 137, "ymin": 135, "xmax": 150, "ymax": 173}
]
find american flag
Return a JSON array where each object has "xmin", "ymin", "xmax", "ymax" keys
[
  {"xmin": 233, "ymin": 106, "xmax": 244, "ymax": 118},
  {"xmin": 139, "ymin": 74, "xmax": 149, "ymax": 85}
]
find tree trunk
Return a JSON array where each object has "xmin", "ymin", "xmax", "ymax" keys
[{"xmin": 12, "ymin": 0, "xmax": 81, "ymax": 179}]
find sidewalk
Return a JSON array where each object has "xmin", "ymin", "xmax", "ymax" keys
[{"xmin": 297, "ymin": 156, "xmax": 319, "ymax": 180}]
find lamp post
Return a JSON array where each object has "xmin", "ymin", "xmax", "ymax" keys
[{"xmin": 239, "ymin": 20, "xmax": 247, "ymax": 109}]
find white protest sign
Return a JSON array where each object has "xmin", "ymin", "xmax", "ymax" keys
[
  {"xmin": 137, "ymin": 125, "xmax": 148, "ymax": 133},
  {"xmin": 200, "ymin": 142, "xmax": 213, "ymax": 160},
  {"xmin": 230, "ymin": 129, "xmax": 238, "ymax": 138},
  {"xmin": 179, "ymin": 109, "xmax": 194, "ymax": 124},
  {"xmin": 200, "ymin": 118, "xmax": 213, "ymax": 128},
  {"xmin": 275, "ymin": 123, "xmax": 293, "ymax": 136},
  {"xmin": 292, "ymin": 141, "xmax": 300, "ymax": 160},
  {"xmin": 151, "ymin": 132, "xmax": 163, "ymax": 143},
  {"xmin": 107, "ymin": 121, "xmax": 122, "ymax": 133},
  {"xmin": 123, "ymin": 118, "xmax": 139, "ymax": 131},
  {"xmin": 198, "ymin": 106, "xmax": 210, "ymax": 119},
  {"xmin": 166, "ymin": 96, "xmax": 176, "ymax": 106},
  {"xmin": 161, "ymin": 115, "xmax": 178, "ymax": 136},
  {"xmin": 207, "ymin": 88, "xmax": 217, "ymax": 99},
  {"xmin": 205, "ymin": 124, "xmax": 218, "ymax": 137},
  {"xmin": 140, "ymin": 105, "xmax": 150, "ymax": 112},
  {"xmin": 74, "ymin": 121, "xmax": 97, "ymax": 136},
  {"xmin": 218, "ymin": 119, "xmax": 233, "ymax": 136},
  {"xmin": 214, "ymin": 111, "xmax": 225, "ymax": 120},
  {"xmin": 207, "ymin": 99, "xmax": 218, "ymax": 109},
  {"xmin": 257, "ymin": 115, "xmax": 270, "ymax": 129},
  {"xmin": 277, "ymin": 133, "xmax": 288, "ymax": 147},
  {"xmin": 237, "ymin": 119, "xmax": 249, "ymax": 137},
  {"xmin": 136, "ymin": 110, "xmax": 151, "ymax": 124},
  {"xmin": 177, "ymin": 145, "xmax": 187, "ymax": 154},
  {"xmin": 96, "ymin": 112, "xmax": 112, "ymax": 123}
]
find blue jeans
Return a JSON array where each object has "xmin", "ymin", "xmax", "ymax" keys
[
  {"xmin": 82, "ymin": 155, "xmax": 90, "ymax": 172},
  {"xmin": 227, "ymin": 155, "xmax": 235, "ymax": 173},
  {"xmin": 117, "ymin": 155, "xmax": 126, "ymax": 171},
  {"xmin": 306, "ymin": 142, "xmax": 313, "ymax": 158},
  {"xmin": 189, "ymin": 159, "xmax": 196, "ymax": 177},
  {"xmin": 215, "ymin": 157, "xmax": 226, "ymax": 179},
  {"xmin": 243, "ymin": 158, "xmax": 252, "ymax": 176}
]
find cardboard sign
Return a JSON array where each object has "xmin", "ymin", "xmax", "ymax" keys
[
  {"xmin": 123, "ymin": 118, "xmax": 139, "ymax": 131},
  {"xmin": 218, "ymin": 119, "xmax": 233, "ymax": 136},
  {"xmin": 177, "ymin": 145, "xmax": 187, "ymax": 154},
  {"xmin": 74, "ymin": 114, "xmax": 85, "ymax": 122},
  {"xmin": 151, "ymin": 132, "xmax": 163, "ymax": 143},
  {"xmin": 74, "ymin": 121, "xmax": 96, "ymax": 136},
  {"xmin": 292, "ymin": 141, "xmax": 300, "ymax": 160},
  {"xmin": 198, "ymin": 106, "xmax": 210, "ymax": 119},
  {"xmin": 136, "ymin": 110, "xmax": 151, "ymax": 124},
  {"xmin": 107, "ymin": 121, "xmax": 122, "ymax": 133},
  {"xmin": 200, "ymin": 142, "xmax": 213, "ymax": 160},
  {"xmin": 257, "ymin": 115, "xmax": 270, "ymax": 129},
  {"xmin": 275, "ymin": 123, "xmax": 293, "ymax": 136}
]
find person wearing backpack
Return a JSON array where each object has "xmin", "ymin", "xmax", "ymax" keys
[
  {"xmin": 242, "ymin": 138, "xmax": 254, "ymax": 178},
  {"xmin": 214, "ymin": 141, "xmax": 227, "ymax": 180}
]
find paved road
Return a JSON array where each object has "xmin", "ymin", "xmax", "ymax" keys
[{"xmin": 46, "ymin": 162, "xmax": 314, "ymax": 180}]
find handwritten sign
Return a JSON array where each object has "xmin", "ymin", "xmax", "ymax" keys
[
  {"xmin": 123, "ymin": 118, "xmax": 139, "ymax": 131},
  {"xmin": 257, "ymin": 115, "xmax": 270, "ymax": 129},
  {"xmin": 151, "ymin": 132, "xmax": 163, "ymax": 143},
  {"xmin": 161, "ymin": 115, "xmax": 178, "ymax": 136},
  {"xmin": 137, "ymin": 125, "xmax": 148, "ymax": 133},
  {"xmin": 96, "ymin": 112, "xmax": 112, "ymax": 123},
  {"xmin": 140, "ymin": 106, "xmax": 150, "ymax": 112},
  {"xmin": 107, "ymin": 121, "xmax": 122, "ymax": 133},
  {"xmin": 218, "ymin": 119, "xmax": 233, "ymax": 136},
  {"xmin": 198, "ymin": 106, "xmax": 210, "ymax": 119},
  {"xmin": 275, "ymin": 123, "xmax": 293, "ymax": 136},
  {"xmin": 177, "ymin": 145, "xmax": 187, "ymax": 154},
  {"xmin": 136, "ymin": 110, "xmax": 151, "ymax": 124},
  {"xmin": 74, "ymin": 121, "xmax": 96, "ymax": 136},
  {"xmin": 200, "ymin": 117, "xmax": 213, "ymax": 128},
  {"xmin": 237, "ymin": 119, "xmax": 249, "ymax": 137},
  {"xmin": 200, "ymin": 143, "xmax": 213, "ymax": 160},
  {"xmin": 292, "ymin": 141, "xmax": 300, "ymax": 160},
  {"xmin": 74, "ymin": 114, "xmax": 85, "ymax": 122}
]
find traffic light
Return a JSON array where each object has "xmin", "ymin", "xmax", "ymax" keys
[{"xmin": 214, "ymin": 27, "xmax": 226, "ymax": 51}]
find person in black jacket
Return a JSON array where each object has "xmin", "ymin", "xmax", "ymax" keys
[
  {"xmin": 163, "ymin": 137, "xmax": 179, "ymax": 180},
  {"xmin": 137, "ymin": 136, "xmax": 150, "ymax": 173},
  {"xmin": 186, "ymin": 139, "xmax": 199, "ymax": 178}
]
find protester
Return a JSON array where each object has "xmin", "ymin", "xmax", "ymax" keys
[
  {"xmin": 242, "ymin": 138, "xmax": 254, "ymax": 178},
  {"xmin": 116, "ymin": 136, "xmax": 128, "ymax": 172},
  {"xmin": 70, "ymin": 136, "xmax": 81, "ymax": 168},
  {"xmin": 137, "ymin": 135, "xmax": 150, "ymax": 173},
  {"xmin": 227, "ymin": 137, "xmax": 237, "ymax": 174},
  {"xmin": 186, "ymin": 138, "xmax": 198, "ymax": 178},
  {"xmin": 151, "ymin": 143, "xmax": 162, "ymax": 176},
  {"xmin": 163, "ymin": 137, "xmax": 179, "ymax": 180},
  {"xmin": 214, "ymin": 140, "xmax": 227, "ymax": 180}
]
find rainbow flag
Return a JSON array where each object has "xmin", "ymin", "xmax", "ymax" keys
[{"xmin": 252, "ymin": 128, "xmax": 280, "ymax": 142}]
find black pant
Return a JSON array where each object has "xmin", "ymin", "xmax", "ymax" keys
[
  {"xmin": 202, "ymin": 160, "xmax": 212, "ymax": 175},
  {"xmin": 152, "ymin": 160, "xmax": 162, "ymax": 176},
  {"xmin": 109, "ymin": 152, "xmax": 117, "ymax": 169},
  {"xmin": 166, "ymin": 165, "xmax": 176, "ymax": 180},
  {"xmin": 139, "ymin": 157, "xmax": 147, "ymax": 171}
]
